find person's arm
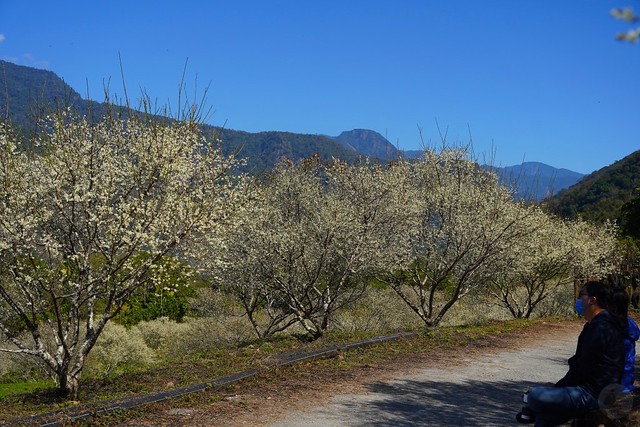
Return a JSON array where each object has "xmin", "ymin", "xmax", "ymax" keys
[{"xmin": 555, "ymin": 323, "xmax": 602, "ymax": 387}]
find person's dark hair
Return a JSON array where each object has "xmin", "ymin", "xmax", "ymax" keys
[
  {"xmin": 583, "ymin": 280, "xmax": 612, "ymax": 309},
  {"xmin": 609, "ymin": 286, "xmax": 630, "ymax": 328}
]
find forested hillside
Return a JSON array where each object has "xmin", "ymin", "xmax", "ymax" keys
[
  {"xmin": 213, "ymin": 127, "xmax": 359, "ymax": 173},
  {"xmin": 546, "ymin": 150, "xmax": 640, "ymax": 242},
  {"xmin": 0, "ymin": 60, "xmax": 358, "ymax": 172},
  {"xmin": 0, "ymin": 59, "xmax": 95, "ymax": 127},
  {"xmin": 485, "ymin": 162, "xmax": 585, "ymax": 201},
  {"xmin": 334, "ymin": 128, "xmax": 401, "ymax": 160}
]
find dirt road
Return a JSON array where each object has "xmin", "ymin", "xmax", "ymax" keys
[
  {"xmin": 266, "ymin": 324, "xmax": 578, "ymax": 427},
  {"xmin": 120, "ymin": 320, "xmax": 639, "ymax": 427}
]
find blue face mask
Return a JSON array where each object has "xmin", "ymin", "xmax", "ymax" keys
[{"xmin": 575, "ymin": 298, "xmax": 585, "ymax": 316}]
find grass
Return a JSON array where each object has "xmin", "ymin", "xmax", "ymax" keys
[
  {"xmin": 0, "ymin": 380, "xmax": 54, "ymax": 399},
  {"xmin": 0, "ymin": 316, "xmax": 566, "ymax": 425}
]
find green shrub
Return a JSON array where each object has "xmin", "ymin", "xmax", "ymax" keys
[
  {"xmin": 135, "ymin": 317, "xmax": 191, "ymax": 353},
  {"xmin": 114, "ymin": 255, "xmax": 199, "ymax": 326},
  {"xmin": 134, "ymin": 316, "xmax": 254, "ymax": 360},
  {"xmin": 85, "ymin": 322, "xmax": 156, "ymax": 377},
  {"xmin": 0, "ymin": 333, "xmax": 52, "ymax": 383},
  {"xmin": 333, "ymin": 286, "xmax": 420, "ymax": 333}
]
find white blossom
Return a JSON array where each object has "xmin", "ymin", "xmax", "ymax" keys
[{"xmin": 0, "ymin": 110, "xmax": 250, "ymax": 397}]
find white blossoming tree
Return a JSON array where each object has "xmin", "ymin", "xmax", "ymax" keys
[
  {"xmin": 212, "ymin": 156, "xmax": 403, "ymax": 340},
  {"xmin": 486, "ymin": 208, "xmax": 575, "ymax": 318},
  {"xmin": 375, "ymin": 149, "xmax": 532, "ymax": 327},
  {"xmin": 0, "ymin": 107, "xmax": 247, "ymax": 397},
  {"xmin": 486, "ymin": 211, "xmax": 620, "ymax": 318},
  {"xmin": 566, "ymin": 219, "xmax": 621, "ymax": 286}
]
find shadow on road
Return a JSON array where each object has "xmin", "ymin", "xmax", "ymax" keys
[{"xmin": 332, "ymin": 378, "xmax": 541, "ymax": 427}]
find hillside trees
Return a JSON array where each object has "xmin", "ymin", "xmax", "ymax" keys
[
  {"xmin": 621, "ymin": 188, "xmax": 640, "ymax": 243},
  {"xmin": 548, "ymin": 151, "xmax": 640, "ymax": 224},
  {"xmin": 566, "ymin": 219, "xmax": 621, "ymax": 283},
  {"xmin": 0, "ymin": 108, "xmax": 248, "ymax": 397}
]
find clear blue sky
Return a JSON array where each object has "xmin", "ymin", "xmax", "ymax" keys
[{"xmin": 1, "ymin": 1, "xmax": 638, "ymax": 174}]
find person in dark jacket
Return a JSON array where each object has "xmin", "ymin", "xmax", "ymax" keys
[
  {"xmin": 608, "ymin": 287, "xmax": 640, "ymax": 393},
  {"xmin": 517, "ymin": 281, "xmax": 625, "ymax": 426}
]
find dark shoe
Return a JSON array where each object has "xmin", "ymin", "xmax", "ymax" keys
[{"xmin": 516, "ymin": 406, "xmax": 535, "ymax": 423}]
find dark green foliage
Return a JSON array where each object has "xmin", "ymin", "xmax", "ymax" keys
[
  {"xmin": 115, "ymin": 290, "xmax": 191, "ymax": 326},
  {"xmin": 547, "ymin": 150, "xmax": 640, "ymax": 226},
  {"xmin": 114, "ymin": 256, "xmax": 198, "ymax": 326},
  {"xmin": 621, "ymin": 188, "xmax": 640, "ymax": 241}
]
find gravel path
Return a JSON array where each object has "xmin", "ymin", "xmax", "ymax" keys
[
  {"xmin": 120, "ymin": 320, "xmax": 637, "ymax": 427},
  {"xmin": 266, "ymin": 324, "xmax": 579, "ymax": 427}
]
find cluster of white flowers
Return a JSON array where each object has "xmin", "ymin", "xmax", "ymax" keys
[
  {"xmin": 611, "ymin": 7, "xmax": 640, "ymax": 43},
  {"xmin": 209, "ymin": 148, "xmax": 621, "ymax": 334},
  {"xmin": 0, "ymin": 109, "xmax": 621, "ymax": 393},
  {"xmin": 0, "ymin": 111, "xmax": 249, "ymax": 396}
]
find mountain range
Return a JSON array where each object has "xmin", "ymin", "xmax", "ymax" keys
[
  {"xmin": 485, "ymin": 162, "xmax": 586, "ymax": 202},
  {"xmin": 0, "ymin": 59, "xmax": 591, "ymax": 200}
]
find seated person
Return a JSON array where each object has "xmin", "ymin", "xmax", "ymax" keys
[
  {"xmin": 608, "ymin": 287, "xmax": 640, "ymax": 393},
  {"xmin": 517, "ymin": 281, "xmax": 625, "ymax": 426}
]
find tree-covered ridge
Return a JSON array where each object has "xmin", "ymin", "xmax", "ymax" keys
[
  {"xmin": 548, "ymin": 150, "xmax": 640, "ymax": 225},
  {"xmin": 0, "ymin": 60, "xmax": 85, "ymax": 127},
  {"xmin": 0, "ymin": 60, "xmax": 361, "ymax": 172},
  {"xmin": 1, "ymin": 59, "xmax": 590, "ymax": 188},
  {"xmin": 213, "ymin": 127, "xmax": 360, "ymax": 174},
  {"xmin": 484, "ymin": 162, "xmax": 585, "ymax": 202},
  {"xmin": 335, "ymin": 128, "xmax": 402, "ymax": 160}
]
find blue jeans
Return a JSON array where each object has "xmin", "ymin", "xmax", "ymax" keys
[{"xmin": 527, "ymin": 385, "xmax": 598, "ymax": 427}]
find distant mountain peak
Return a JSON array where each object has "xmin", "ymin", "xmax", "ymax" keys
[{"xmin": 334, "ymin": 129, "xmax": 400, "ymax": 160}]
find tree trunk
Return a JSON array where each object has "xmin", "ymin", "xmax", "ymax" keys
[{"xmin": 56, "ymin": 369, "xmax": 80, "ymax": 399}]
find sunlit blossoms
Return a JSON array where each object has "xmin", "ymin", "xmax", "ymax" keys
[
  {"xmin": 208, "ymin": 157, "xmax": 404, "ymax": 339},
  {"xmin": 207, "ymin": 147, "xmax": 621, "ymax": 332},
  {"xmin": 1, "ymin": 109, "xmax": 622, "ymax": 397},
  {"xmin": 372, "ymin": 150, "xmax": 534, "ymax": 326},
  {"xmin": 0, "ymin": 109, "xmax": 248, "ymax": 397}
]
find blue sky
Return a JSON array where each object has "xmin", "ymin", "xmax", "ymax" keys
[{"xmin": 1, "ymin": 1, "xmax": 638, "ymax": 174}]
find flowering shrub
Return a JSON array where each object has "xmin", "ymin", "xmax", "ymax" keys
[{"xmin": 134, "ymin": 316, "xmax": 254, "ymax": 359}]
